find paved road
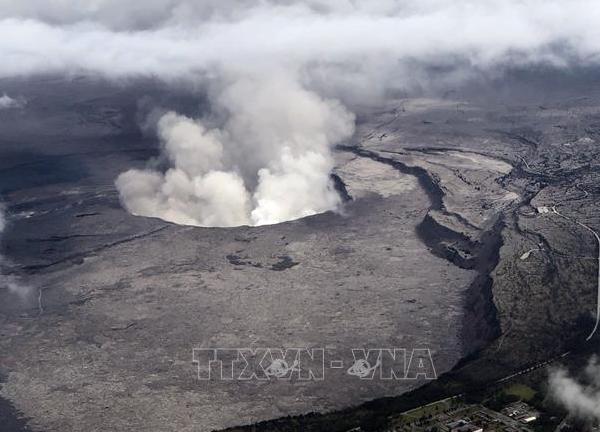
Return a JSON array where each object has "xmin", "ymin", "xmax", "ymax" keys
[{"xmin": 551, "ymin": 206, "xmax": 600, "ymax": 341}]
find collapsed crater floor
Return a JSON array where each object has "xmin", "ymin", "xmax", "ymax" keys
[
  {"xmin": 0, "ymin": 77, "xmax": 486, "ymax": 431},
  {"xmin": 2, "ymin": 72, "xmax": 600, "ymax": 431}
]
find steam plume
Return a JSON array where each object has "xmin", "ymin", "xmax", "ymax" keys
[{"xmin": 116, "ymin": 74, "xmax": 355, "ymax": 226}]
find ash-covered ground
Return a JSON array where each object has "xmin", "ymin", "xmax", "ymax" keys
[{"xmin": 1, "ymin": 69, "xmax": 600, "ymax": 431}]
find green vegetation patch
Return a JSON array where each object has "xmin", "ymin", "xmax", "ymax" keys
[{"xmin": 504, "ymin": 383, "xmax": 536, "ymax": 401}]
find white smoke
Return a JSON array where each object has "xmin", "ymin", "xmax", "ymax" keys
[
  {"xmin": 2, "ymin": 1, "xmax": 600, "ymax": 225},
  {"xmin": 0, "ymin": 204, "xmax": 5, "ymax": 232},
  {"xmin": 0, "ymin": 204, "xmax": 32, "ymax": 299},
  {"xmin": 0, "ymin": 93, "xmax": 25, "ymax": 109},
  {"xmin": 116, "ymin": 74, "xmax": 355, "ymax": 226},
  {"xmin": 549, "ymin": 356, "xmax": 600, "ymax": 423}
]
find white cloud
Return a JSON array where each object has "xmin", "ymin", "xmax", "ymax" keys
[
  {"xmin": 550, "ymin": 356, "xmax": 600, "ymax": 423},
  {"xmin": 0, "ymin": 1, "xmax": 599, "ymax": 81}
]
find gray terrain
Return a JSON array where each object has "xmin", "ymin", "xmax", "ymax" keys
[{"xmin": 1, "ymin": 69, "xmax": 599, "ymax": 431}]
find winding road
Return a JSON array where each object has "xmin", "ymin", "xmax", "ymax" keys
[{"xmin": 551, "ymin": 206, "xmax": 600, "ymax": 341}]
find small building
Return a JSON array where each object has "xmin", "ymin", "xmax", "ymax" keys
[
  {"xmin": 445, "ymin": 419, "xmax": 483, "ymax": 432},
  {"xmin": 501, "ymin": 401, "xmax": 539, "ymax": 424},
  {"xmin": 537, "ymin": 206, "xmax": 550, "ymax": 214}
]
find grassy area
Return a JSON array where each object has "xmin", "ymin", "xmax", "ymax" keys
[
  {"xmin": 397, "ymin": 398, "xmax": 459, "ymax": 423},
  {"xmin": 504, "ymin": 384, "xmax": 536, "ymax": 401},
  {"xmin": 403, "ymin": 402, "xmax": 444, "ymax": 420}
]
